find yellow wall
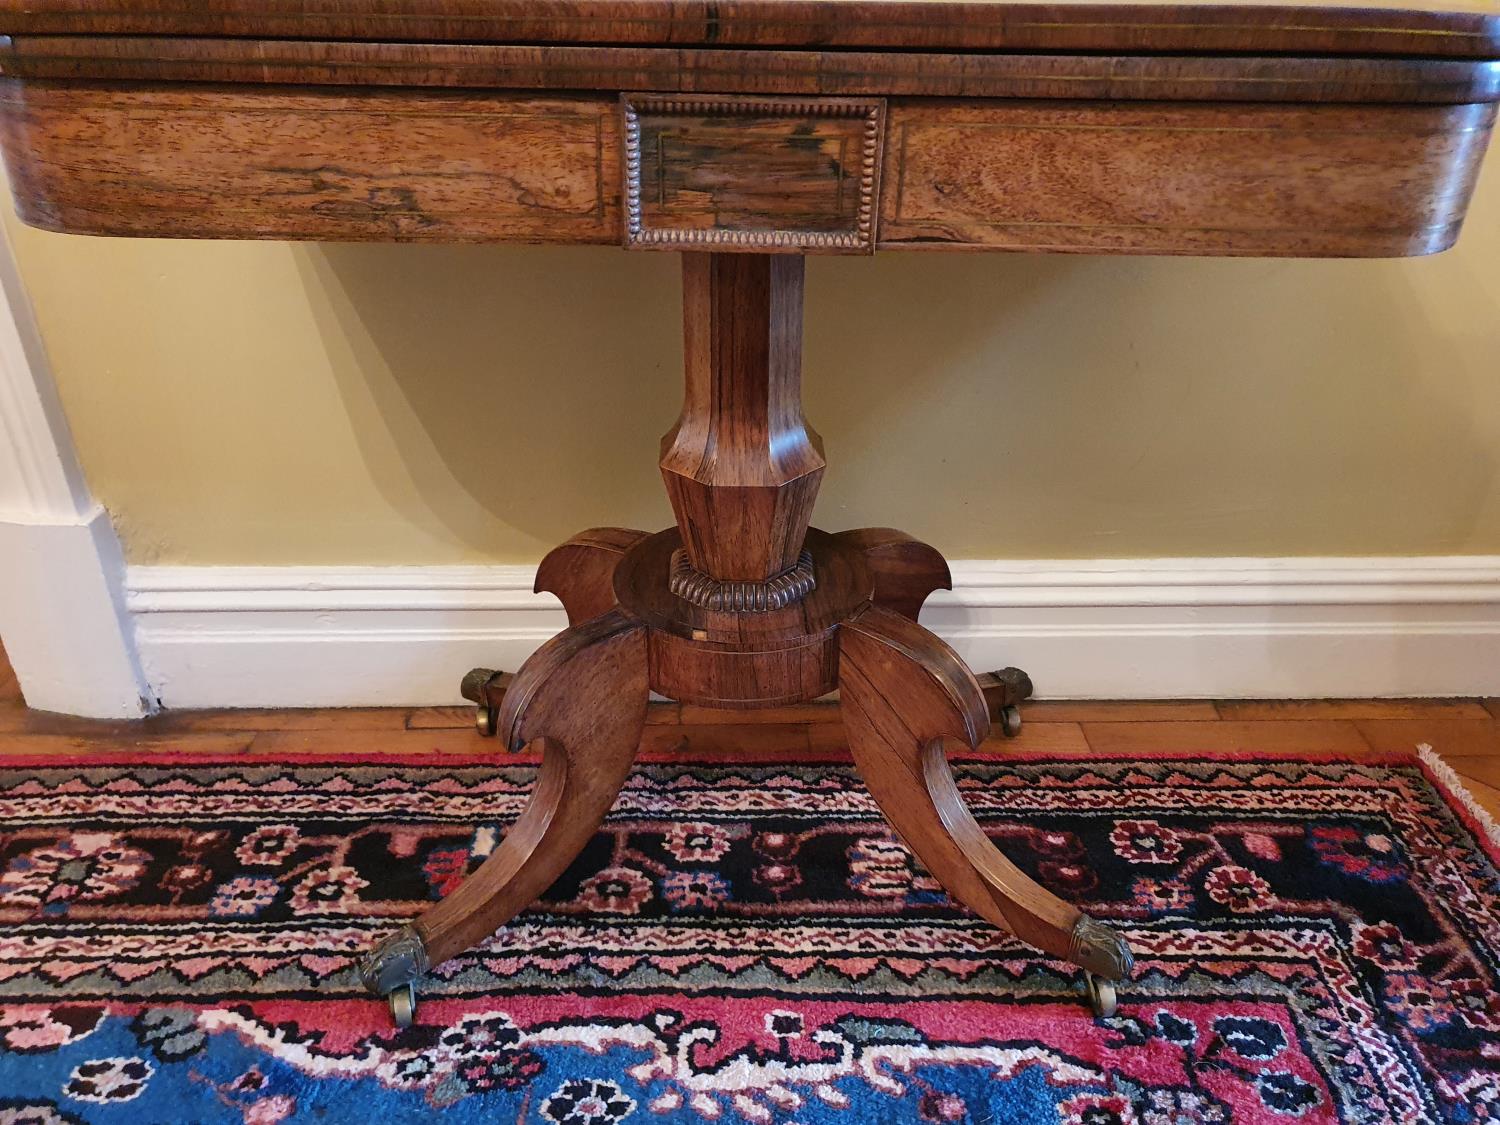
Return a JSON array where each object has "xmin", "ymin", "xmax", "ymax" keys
[{"xmin": 5, "ymin": 161, "xmax": 1500, "ymax": 566}]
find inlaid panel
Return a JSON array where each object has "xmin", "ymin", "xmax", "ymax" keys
[
  {"xmin": 878, "ymin": 99, "xmax": 1496, "ymax": 256},
  {"xmin": 0, "ymin": 81, "xmax": 620, "ymax": 243},
  {"xmin": 622, "ymin": 94, "xmax": 884, "ymax": 253}
]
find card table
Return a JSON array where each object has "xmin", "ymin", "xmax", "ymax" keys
[{"xmin": 2, "ymin": 0, "xmax": 1495, "ymax": 1026}]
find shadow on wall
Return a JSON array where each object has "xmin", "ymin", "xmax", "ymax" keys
[
  {"xmin": 298, "ymin": 239, "xmax": 1498, "ymax": 561},
  {"xmin": 296, "ymin": 243, "xmax": 683, "ymax": 555}
]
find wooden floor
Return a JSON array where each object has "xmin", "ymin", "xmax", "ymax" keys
[{"xmin": 1, "ymin": 642, "xmax": 1497, "ymax": 820}]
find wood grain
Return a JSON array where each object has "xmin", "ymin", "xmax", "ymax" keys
[
  {"xmin": 4, "ymin": 39, "xmax": 1499, "ymax": 104},
  {"xmin": 1, "ymin": 0, "xmax": 1496, "ymax": 60},
  {"xmin": 660, "ymin": 253, "xmax": 824, "ymax": 579},
  {"xmin": 1446, "ymin": 753, "xmax": 1500, "ymax": 790},
  {"xmin": 1026, "ymin": 700, "xmax": 1223, "ymax": 722},
  {"xmin": 1353, "ymin": 717, "xmax": 1500, "ymax": 756},
  {"xmin": 623, "ymin": 95, "xmax": 882, "ymax": 253},
  {"xmin": 839, "ymin": 604, "xmax": 1129, "ymax": 977},
  {"xmin": 0, "ymin": 732, "xmax": 255, "ymax": 755},
  {"xmin": 613, "ymin": 527, "xmax": 873, "ymax": 707},
  {"xmin": 0, "ymin": 81, "xmax": 620, "ymax": 243},
  {"xmin": 534, "ymin": 527, "xmax": 649, "ymax": 626},
  {"xmin": 879, "ymin": 99, "xmax": 1496, "ymax": 256},
  {"xmin": 1451, "ymin": 774, "xmax": 1500, "ymax": 820},
  {"xmin": 415, "ymin": 608, "xmax": 649, "ymax": 965},
  {"xmin": 1081, "ymin": 719, "xmax": 1371, "ymax": 754},
  {"xmin": 831, "ymin": 528, "xmax": 952, "ymax": 622},
  {"xmin": 1, "ymin": 84, "xmax": 1493, "ymax": 258},
  {"xmin": 1216, "ymin": 698, "xmax": 1492, "ymax": 720}
]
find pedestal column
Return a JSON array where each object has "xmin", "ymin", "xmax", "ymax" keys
[{"xmin": 661, "ymin": 253, "xmax": 824, "ymax": 585}]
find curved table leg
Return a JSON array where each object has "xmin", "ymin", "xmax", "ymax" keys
[
  {"xmin": 839, "ymin": 604, "xmax": 1132, "ymax": 1014},
  {"xmin": 833, "ymin": 527, "xmax": 951, "ymax": 622},
  {"xmin": 535, "ymin": 527, "xmax": 649, "ymax": 625},
  {"xmin": 360, "ymin": 609, "xmax": 649, "ymax": 1025}
]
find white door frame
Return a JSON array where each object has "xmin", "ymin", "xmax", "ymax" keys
[{"xmin": 0, "ymin": 220, "xmax": 151, "ymax": 718}]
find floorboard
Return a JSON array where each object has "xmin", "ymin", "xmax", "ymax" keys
[
  {"xmin": 1354, "ymin": 718, "xmax": 1500, "ymax": 757},
  {"xmin": 1216, "ymin": 699, "xmax": 1491, "ymax": 721},
  {"xmin": 0, "ymin": 645, "xmax": 1495, "ymax": 807},
  {"xmin": 1079, "ymin": 719, "xmax": 1371, "ymax": 756}
]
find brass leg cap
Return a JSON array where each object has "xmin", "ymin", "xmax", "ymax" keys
[
  {"xmin": 1067, "ymin": 915, "xmax": 1134, "ymax": 981},
  {"xmin": 359, "ymin": 927, "xmax": 430, "ymax": 997}
]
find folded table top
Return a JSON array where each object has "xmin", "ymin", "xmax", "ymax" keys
[
  {"xmin": 2, "ymin": 0, "xmax": 1498, "ymax": 59},
  {"xmin": 1, "ymin": 0, "xmax": 1497, "ymax": 256}
]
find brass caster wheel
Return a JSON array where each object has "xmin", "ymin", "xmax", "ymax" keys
[
  {"xmin": 460, "ymin": 667, "xmax": 512, "ymax": 739},
  {"xmin": 978, "ymin": 667, "xmax": 1033, "ymax": 735},
  {"xmin": 359, "ymin": 925, "xmax": 429, "ymax": 1029},
  {"xmin": 388, "ymin": 982, "xmax": 417, "ymax": 1028},
  {"xmin": 1084, "ymin": 972, "xmax": 1118, "ymax": 1018},
  {"xmin": 999, "ymin": 704, "xmax": 1023, "ymax": 738}
]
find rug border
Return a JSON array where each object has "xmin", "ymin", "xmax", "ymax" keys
[
  {"xmin": 5, "ymin": 744, "xmax": 1495, "ymax": 863},
  {"xmin": 1415, "ymin": 744, "xmax": 1500, "ymax": 863}
]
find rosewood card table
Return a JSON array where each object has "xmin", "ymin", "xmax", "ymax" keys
[{"xmin": 3, "ymin": 0, "xmax": 1497, "ymax": 1027}]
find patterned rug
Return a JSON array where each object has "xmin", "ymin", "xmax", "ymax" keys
[{"xmin": 0, "ymin": 743, "xmax": 1496, "ymax": 1124}]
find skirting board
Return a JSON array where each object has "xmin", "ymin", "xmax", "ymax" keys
[
  {"xmin": 123, "ymin": 556, "xmax": 1500, "ymax": 708},
  {"xmin": 0, "ymin": 508, "xmax": 150, "ymax": 718}
]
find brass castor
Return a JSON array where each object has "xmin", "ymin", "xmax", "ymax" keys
[
  {"xmin": 1069, "ymin": 914, "xmax": 1131, "ymax": 1018},
  {"xmin": 388, "ymin": 982, "xmax": 417, "ymax": 1028},
  {"xmin": 998, "ymin": 704, "xmax": 1023, "ymax": 738},
  {"xmin": 977, "ymin": 667, "xmax": 1033, "ymax": 737},
  {"xmin": 460, "ymin": 667, "xmax": 514, "ymax": 738},
  {"xmin": 1085, "ymin": 972, "xmax": 1118, "ymax": 1018},
  {"xmin": 359, "ymin": 926, "xmax": 429, "ymax": 1029}
]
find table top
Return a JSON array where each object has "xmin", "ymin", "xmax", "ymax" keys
[
  {"xmin": 0, "ymin": 0, "xmax": 1495, "ymax": 257},
  {"xmin": 2, "ymin": 0, "xmax": 1497, "ymax": 59}
]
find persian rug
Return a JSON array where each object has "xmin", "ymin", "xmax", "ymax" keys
[{"xmin": 0, "ymin": 744, "xmax": 1496, "ymax": 1125}]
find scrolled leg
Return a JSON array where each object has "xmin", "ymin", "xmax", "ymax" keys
[
  {"xmin": 834, "ymin": 527, "xmax": 951, "ymax": 622},
  {"xmin": 839, "ymin": 605, "xmax": 1132, "ymax": 1011},
  {"xmin": 535, "ymin": 527, "xmax": 649, "ymax": 625},
  {"xmin": 360, "ymin": 609, "xmax": 649, "ymax": 1024}
]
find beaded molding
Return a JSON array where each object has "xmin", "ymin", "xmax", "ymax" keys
[
  {"xmin": 669, "ymin": 549, "xmax": 817, "ymax": 612},
  {"xmin": 621, "ymin": 94, "xmax": 883, "ymax": 253}
]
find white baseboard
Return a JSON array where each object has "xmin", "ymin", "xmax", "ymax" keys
[
  {"xmin": 0, "ymin": 219, "xmax": 152, "ymax": 719},
  {"xmin": 0, "ymin": 508, "xmax": 151, "ymax": 718},
  {"xmin": 123, "ymin": 556, "xmax": 1500, "ymax": 708}
]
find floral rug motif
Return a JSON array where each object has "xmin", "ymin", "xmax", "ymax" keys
[{"xmin": 0, "ymin": 744, "xmax": 1496, "ymax": 1124}]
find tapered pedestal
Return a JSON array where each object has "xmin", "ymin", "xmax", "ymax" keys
[{"xmin": 361, "ymin": 252, "xmax": 1132, "ymax": 1026}]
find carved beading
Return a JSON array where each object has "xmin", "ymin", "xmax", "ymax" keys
[
  {"xmin": 621, "ymin": 94, "xmax": 884, "ymax": 253},
  {"xmin": 669, "ymin": 548, "xmax": 816, "ymax": 612}
]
